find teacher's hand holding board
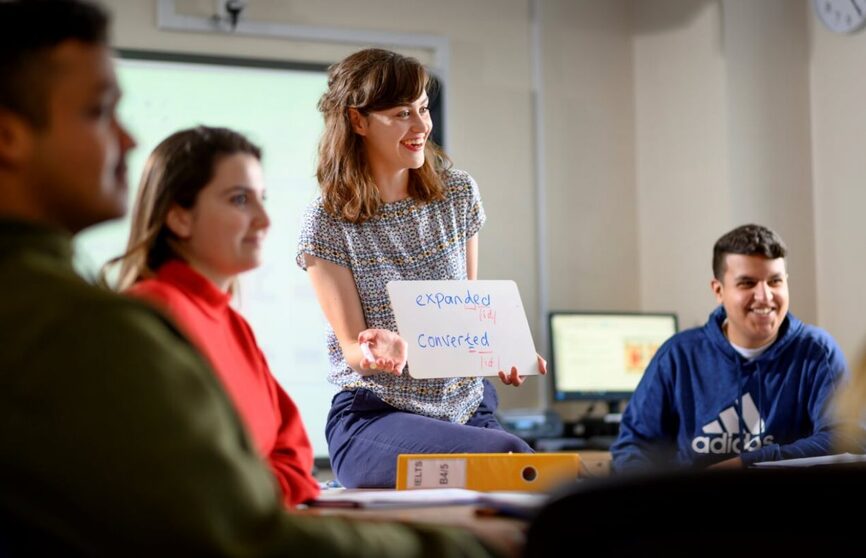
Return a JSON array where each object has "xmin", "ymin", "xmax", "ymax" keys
[{"xmin": 367, "ymin": 280, "xmax": 545, "ymax": 384}]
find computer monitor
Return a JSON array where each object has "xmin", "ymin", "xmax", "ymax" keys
[{"xmin": 548, "ymin": 311, "xmax": 678, "ymax": 413}]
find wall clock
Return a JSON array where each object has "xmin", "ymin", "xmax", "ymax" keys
[{"xmin": 813, "ymin": 0, "xmax": 866, "ymax": 33}]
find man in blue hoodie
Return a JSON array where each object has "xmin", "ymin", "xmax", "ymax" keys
[{"xmin": 611, "ymin": 224, "xmax": 846, "ymax": 472}]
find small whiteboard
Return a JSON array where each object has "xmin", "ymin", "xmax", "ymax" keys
[{"xmin": 387, "ymin": 280, "xmax": 539, "ymax": 379}]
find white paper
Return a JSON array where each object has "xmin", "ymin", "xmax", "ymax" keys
[
  {"xmin": 751, "ymin": 452, "xmax": 866, "ymax": 468},
  {"xmin": 387, "ymin": 280, "xmax": 539, "ymax": 378},
  {"xmin": 309, "ymin": 488, "xmax": 549, "ymax": 515},
  {"xmin": 311, "ymin": 488, "xmax": 480, "ymax": 508}
]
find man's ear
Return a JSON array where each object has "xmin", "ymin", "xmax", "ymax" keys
[
  {"xmin": 348, "ymin": 108, "xmax": 367, "ymax": 136},
  {"xmin": 165, "ymin": 204, "xmax": 192, "ymax": 239},
  {"xmin": 0, "ymin": 109, "xmax": 35, "ymax": 167},
  {"xmin": 711, "ymin": 278, "xmax": 723, "ymax": 304}
]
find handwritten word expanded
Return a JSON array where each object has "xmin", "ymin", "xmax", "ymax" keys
[
  {"xmin": 417, "ymin": 331, "xmax": 490, "ymax": 349},
  {"xmin": 415, "ymin": 290, "xmax": 492, "ymax": 309}
]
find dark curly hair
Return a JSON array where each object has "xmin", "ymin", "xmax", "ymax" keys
[{"xmin": 712, "ymin": 224, "xmax": 787, "ymax": 280}]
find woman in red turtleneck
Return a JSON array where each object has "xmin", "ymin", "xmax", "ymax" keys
[{"xmin": 106, "ymin": 126, "xmax": 319, "ymax": 507}]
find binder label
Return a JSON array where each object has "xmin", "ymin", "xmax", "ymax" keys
[{"xmin": 405, "ymin": 458, "xmax": 467, "ymax": 489}]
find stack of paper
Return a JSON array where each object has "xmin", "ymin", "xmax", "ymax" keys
[
  {"xmin": 307, "ymin": 488, "xmax": 549, "ymax": 519},
  {"xmin": 752, "ymin": 452, "xmax": 866, "ymax": 468}
]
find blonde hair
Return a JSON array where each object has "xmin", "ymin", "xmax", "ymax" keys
[
  {"xmin": 103, "ymin": 126, "xmax": 261, "ymax": 290},
  {"xmin": 317, "ymin": 48, "xmax": 451, "ymax": 224},
  {"xmin": 833, "ymin": 350, "xmax": 866, "ymax": 452}
]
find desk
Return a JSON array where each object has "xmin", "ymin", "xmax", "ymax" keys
[
  {"xmin": 302, "ymin": 501, "xmax": 524, "ymax": 526},
  {"xmin": 577, "ymin": 451, "xmax": 612, "ymax": 478},
  {"xmin": 300, "ymin": 451, "xmax": 610, "ymax": 556},
  {"xmin": 300, "ymin": 502, "xmax": 525, "ymax": 557}
]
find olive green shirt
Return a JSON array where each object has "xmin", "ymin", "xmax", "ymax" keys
[{"xmin": 0, "ymin": 219, "xmax": 496, "ymax": 557}]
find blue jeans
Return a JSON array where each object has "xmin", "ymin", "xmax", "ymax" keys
[{"xmin": 326, "ymin": 380, "xmax": 533, "ymax": 488}]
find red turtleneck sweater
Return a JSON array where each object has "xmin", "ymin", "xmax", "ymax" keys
[{"xmin": 127, "ymin": 260, "xmax": 319, "ymax": 506}]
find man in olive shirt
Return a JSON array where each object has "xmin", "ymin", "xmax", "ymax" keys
[{"xmin": 0, "ymin": 1, "xmax": 502, "ymax": 556}]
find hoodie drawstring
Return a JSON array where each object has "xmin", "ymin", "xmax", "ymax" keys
[
  {"xmin": 756, "ymin": 363, "xmax": 764, "ymax": 447},
  {"xmin": 737, "ymin": 360, "xmax": 745, "ymax": 455}
]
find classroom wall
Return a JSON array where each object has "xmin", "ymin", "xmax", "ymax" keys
[
  {"xmin": 106, "ymin": 0, "xmax": 866, "ymax": 413},
  {"xmin": 539, "ymin": 1, "xmax": 639, "ymax": 314},
  {"xmin": 634, "ymin": 0, "xmax": 817, "ymax": 331},
  {"xmin": 632, "ymin": 0, "xmax": 731, "ymax": 331},
  {"xmin": 810, "ymin": 6, "xmax": 866, "ymax": 367}
]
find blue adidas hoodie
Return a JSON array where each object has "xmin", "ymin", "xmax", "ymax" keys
[{"xmin": 612, "ymin": 306, "xmax": 847, "ymax": 472}]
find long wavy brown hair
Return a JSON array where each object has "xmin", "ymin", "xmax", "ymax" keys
[
  {"xmin": 317, "ymin": 48, "xmax": 451, "ymax": 224},
  {"xmin": 102, "ymin": 126, "xmax": 261, "ymax": 291}
]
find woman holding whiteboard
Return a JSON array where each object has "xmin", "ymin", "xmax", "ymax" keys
[
  {"xmin": 297, "ymin": 49, "xmax": 545, "ymax": 488},
  {"xmin": 107, "ymin": 126, "xmax": 320, "ymax": 506}
]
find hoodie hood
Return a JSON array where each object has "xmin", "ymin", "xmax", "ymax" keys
[{"xmin": 704, "ymin": 305, "xmax": 803, "ymax": 366}]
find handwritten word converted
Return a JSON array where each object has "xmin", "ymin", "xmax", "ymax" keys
[{"xmin": 417, "ymin": 331, "xmax": 490, "ymax": 349}]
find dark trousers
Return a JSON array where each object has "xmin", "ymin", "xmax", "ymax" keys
[{"xmin": 326, "ymin": 380, "xmax": 533, "ymax": 488}]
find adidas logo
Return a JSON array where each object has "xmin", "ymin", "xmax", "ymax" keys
[{"xmin": 691, "ymin": 393, "xmax": 774, "ymax": 454}]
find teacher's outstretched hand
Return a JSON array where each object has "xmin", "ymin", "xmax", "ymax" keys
[{"xmin": 357, "ymin": 329, "xmax": 408, "ymax": 376}]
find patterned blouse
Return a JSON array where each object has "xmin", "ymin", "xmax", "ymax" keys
[{"xmin": 296, "ymin": 169, "xmax": 487, "ymax": 424}]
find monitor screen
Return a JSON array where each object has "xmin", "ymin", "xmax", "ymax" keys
[{"xmin": 549, "ymin": 312, "xmax": 678, "ymax": 403}]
